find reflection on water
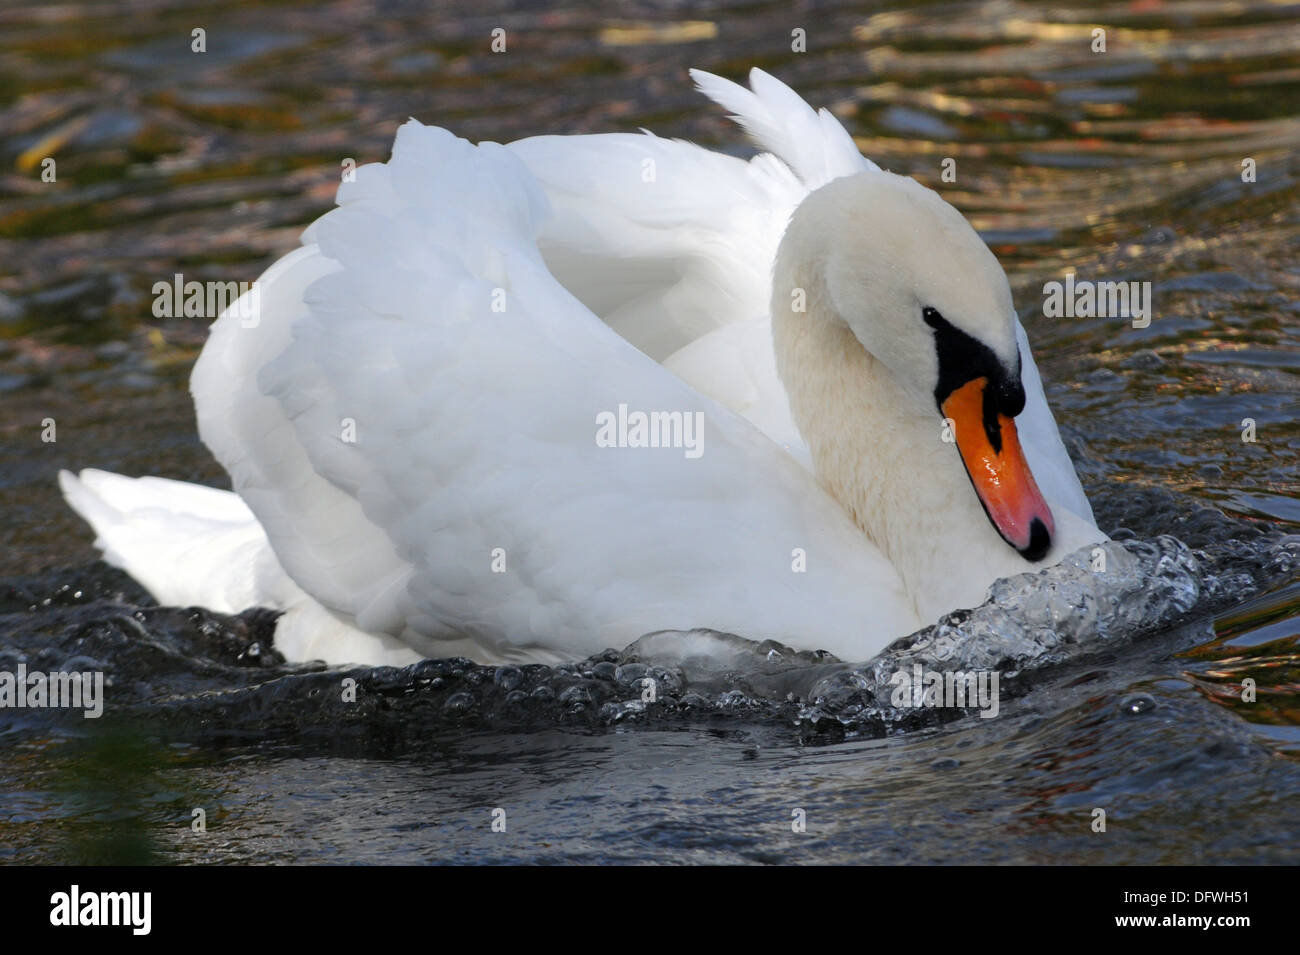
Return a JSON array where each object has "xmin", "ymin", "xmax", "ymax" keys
[
  {"xmin": 0, "ymin": 0, "xmax": 1296, "ymax": 863},
  {"xmin": 1184, "ymin": 580, "xmax": 1300, "ymax": 742}
]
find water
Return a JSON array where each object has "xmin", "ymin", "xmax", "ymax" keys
[{"xmin": 1, "ymin": 0, "xmax": 1298, "ymax": 864}]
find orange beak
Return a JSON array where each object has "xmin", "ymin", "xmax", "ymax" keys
[{"xmin": 941, "ymin": 377, "xmax": 1054, "ymax": 561}]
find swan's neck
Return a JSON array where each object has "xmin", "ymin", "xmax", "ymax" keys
[{"xmin": 772, "ymin": 277, "xmax": 1033, "ymax": 620}]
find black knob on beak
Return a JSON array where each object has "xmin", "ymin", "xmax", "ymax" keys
[{"xmin": 992, "ymin": 373, "xmax": 1025, "ymax": 418}]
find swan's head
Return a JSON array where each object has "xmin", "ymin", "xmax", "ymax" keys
[{"xmin": 774, "ymin": 170, "xmax": 1054, "ymax": 561}]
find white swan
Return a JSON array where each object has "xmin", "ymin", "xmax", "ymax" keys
[{"xmin": 60, "ymin": 68, "xmax": 1105, "ymax": 667}]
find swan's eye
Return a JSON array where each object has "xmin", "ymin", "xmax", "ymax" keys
[{"xmin": 922, "ymin": 306, "xmax": 943, "ymax": 328}]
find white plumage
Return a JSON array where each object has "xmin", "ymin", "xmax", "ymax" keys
[{"xmin": 61, "ymin": 69, "xmax": 1103, "ymax": 666}]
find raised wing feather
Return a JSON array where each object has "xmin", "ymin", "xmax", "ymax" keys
[{"xmin": 688, "ymin": 67, "xmax": 879, "ymax": 188}]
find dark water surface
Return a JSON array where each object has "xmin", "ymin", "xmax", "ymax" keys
[{"xmin": 0, "ymin": 0, "xmax": 1297, "ymax": 864}]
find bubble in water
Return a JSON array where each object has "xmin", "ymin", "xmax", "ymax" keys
[
  {"xmin": 443, "ymin": 691, "xmax": 474, "ymax": 714},
  {"xmin": 493, "ymin": 665, "xmax": 522, "ymax": 690},
  {"xmin": 1120, "ymin": 693, "xmax": 1157, "ymax": 715},
  {"xmin": 559, "ymin": 684, "xmax": 593, "ymax": 708},
  {"xmin": 615, "ymin": 662, "xmax": 648, "ymax": 684}
]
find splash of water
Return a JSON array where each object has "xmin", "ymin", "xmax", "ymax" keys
[{"xmin": 3, "ymin": 517, "xmax": 1292, "ymax": 746}]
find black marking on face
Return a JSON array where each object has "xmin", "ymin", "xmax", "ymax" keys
[{"xmin": 922, "ymin": 306, "xmax": 1024, "ymax": 449}]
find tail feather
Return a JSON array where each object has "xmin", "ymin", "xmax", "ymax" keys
[
  {"xmin": 59, "ymin": 468, "xmax": 279, "ymax": 613},
  {"xmin": 58, "ymin": 468, "xmax": 424, "ymax": 666}
]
